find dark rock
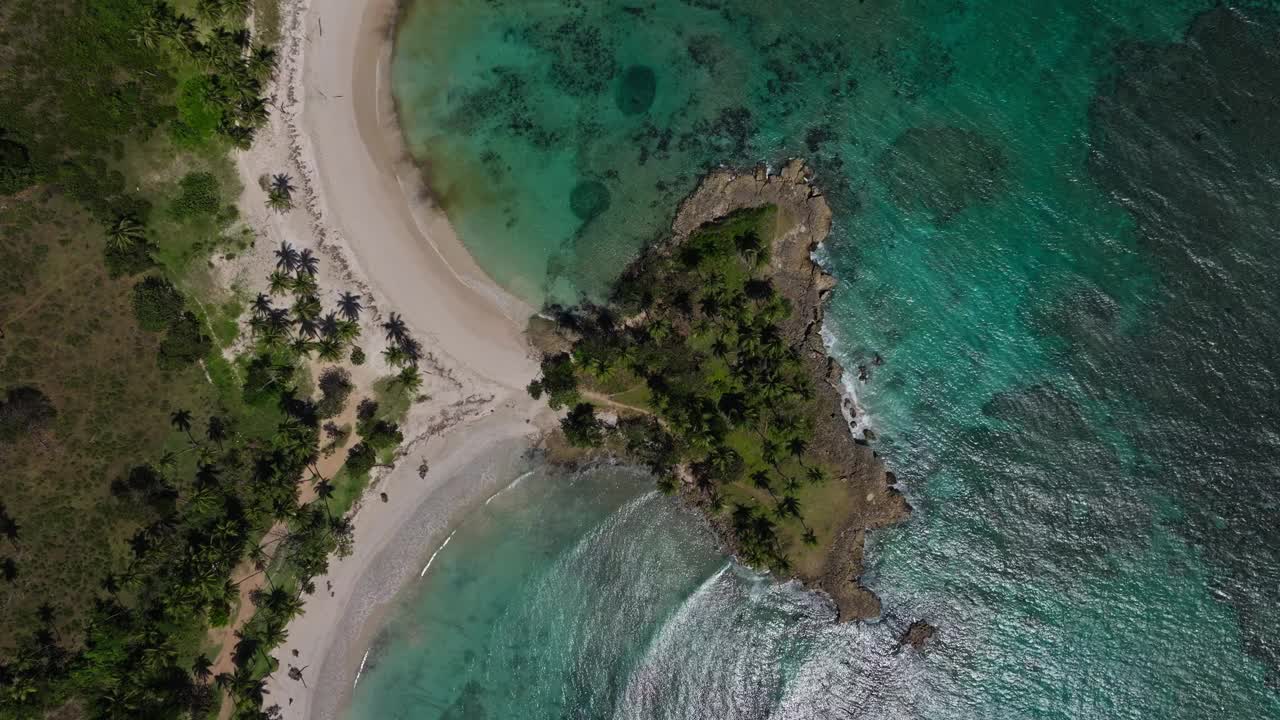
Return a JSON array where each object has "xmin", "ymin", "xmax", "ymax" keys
[{"xmin": 897, "ymin": 620, "xmax": 937, "ymax": 651}]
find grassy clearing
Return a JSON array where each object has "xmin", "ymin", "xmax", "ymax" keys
[{"xmin": 0, "ymin": 194, "xmax": 217, "ymax": 647}]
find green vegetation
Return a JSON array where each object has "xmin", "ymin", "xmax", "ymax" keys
[
  {"xmin": 529, "ymin": 206, "xmax": 839, "ymax": 573},
  {"xmin": 0, "ymin": 1, "xmax": 415, "ymax": 718}
]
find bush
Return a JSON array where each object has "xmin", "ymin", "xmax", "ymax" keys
[
  {"xmin": 172, "ymin": 77, "xmax": 220, "ymax": 147},
  {"xmin": 356, "ymin": 398, "xmax": 378, "ymax": 425},
  {"xmin": 316, "ymin": 367, "xmax": 354, "ymax": 419},
  {"xmin": 0, "ymin": 386, "xmax": 56, "ymax": 443},
  {"xmin": 345, "ymin": 442, "xmax": 376, "ymax": 476},
  {"xmin": 350, "ymin": 346, "xmax": 366, "ymax": 365},
  {"xmin": 528, "ymin": 353, "xmax": 579, "ymax": 409},
  {"xmin": 0, "ymin": 134, "xmax": 35, "ymax": 195},
  {"xmin": 104, "ymin": 239, "xmax": 156, "ymax": 277},
  {"xmin": 561, "ymin": 403, "xmax": 604, "ymax": 448},
  {"xmin": 171, "ymin": 172, "xmax": 220, "ymax": 218},
  {"xmin": 131, "ymin": 276, "xmax": 184, "ymax": 331},
  {"xmin": 158, "ymin": 312, "xmax": 212, "ymax": 369},
  {"xmin": 363, "ymin": 420, "xmax": 403, "ymax": 451}
]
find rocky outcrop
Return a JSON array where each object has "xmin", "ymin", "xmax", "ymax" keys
[
  {"xmin": 672, "ymin": 159, "xmax": 911, "ymax": 622},
  {"xmin": 897, "ymin": 619, "xmax": 938, "ymax": 651}
]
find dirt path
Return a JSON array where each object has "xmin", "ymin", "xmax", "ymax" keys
[
  {"xmin": 581, "ymin": 389, "xmax": 652, "ymax": 417},
  {"xmin": 209, "ymin": 398, "xmax": 360, "ymax": 719}
]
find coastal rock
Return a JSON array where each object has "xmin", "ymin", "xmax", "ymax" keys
[
  {"xmin": 897, "ymin": 620, "xmax": 938, "ymax": 651},
  {"xmin": 672, "ymin": 159, "xmax": 911, "ymax": 622}
]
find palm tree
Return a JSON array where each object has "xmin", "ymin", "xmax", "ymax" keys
[
  {"xmin": 195, "ymin": 0, "xmax": 225, "ymax": 23},
  {"xmin": 271, "ymin": 174, "xmax": 295, "ymax": 198},
  {"xmin": 290, "ymin": 336, "xmax": 315, "ymax": 357},
  {"xmin": 399, "ymin": 366, "xmax": 423, "ymax": 392},
  {"xmin": 266, "ymin": 187, "xmax": 293, "ymax": 213},
  {"xmin": 249, "ymin": 47, "xmax": 279, "ymax": 79},
  {"xmin": 292, "ymin": 271, "xmax": 319, "ymax": 297},
  {"xmin": 274, "ymin": 241, "xmax": 299, "ymax": 273},
  {"xmin": 750, "ymin": 469, "xmax": 778, "ymax": 501},
  {"xmin": 316, "ymin": 337, "xmax": 343, "ymax": 362},
  {"xmin": 296, "ymin": 248, "xmax": 319, "ymax": 277},
  {"xmin": 802, "ymin": 528, "xmax": 818, "ymax": 546},
  {"xmin": 336, "ymin": 291, "xmax": 363, "ymax": 322},
  {"xmin": 296, "ymin": 316, "xmax": 318, "ymax": 340},
  {"xmin": 761, "ymin": 437, "xmax": 782, "ymax": 467},
  {"xmin": 786, "ymin": 435, "xmax": 808, "ymax": 463},
  {"xmin": 775, "ymin": 494, "xmax": 802, "ymax": 521},
  {"xmin": 106, "ymin": 215, "xmax": 146, "ymax": 251},
  {"xmin": 133, "ymin": 13, "xmax": 163, "ymax": 49},
  {"xmin": 171, "ymin": 14, "xmax": 198, "ymax": 50},
  {"xmin": 264, "ymin": 586, "xmax": 303, "ymax": 619},
  {"xmin": 191, "ymin": 654, "xmax": 213, "ymax": 684},
  {"xmin": 805, "ymin": 466, "xmax": 827, "ymax": 485},
  {"xmin": 318, "ymin": 312, "xmax": 341, "ymax": 339},
  {"xmin": 711, "ymin": 335, "xmax": 730, "ymax": 359},
  {"xmin": 238, "ymin": 95, "xmax": 269, "ymax": 127},
  {"xmin": 170, "ymin": 409, "xmax": 195, "ymax": 445},
  {"xmin": 222, "ymin": 0, "xmax": 252, "ymax": 21},
  {"xmin": 266, "ymin": 307, "xmax": 293, "ymax": 337},
  {"xmin": 267, "ymin": 270, "xmax": 293, "ymax": 296},
  {"xmin": 314, "ymin": 478, "xmax": 335, "ymax": 520},
  {"xmin": 382, "ymin": 344, "xmax": 408, "ymax": 367},
  {"xmin": 399, "ymin": 336, "xmax": 423, "ymax": 367},
  {"xmin": 382, "ymin": 312, "xmax": 408, "ymax": 345},
  {"xmin": 292, "ymin": 293, "xmax": 321, "ymax": 322},
  {"xmin": 251, "ymin": 293, "xmax": 273, "ymax": 318},
  {"xmin": 206, "ymin": 416, "xmax": 227, "ymax": 449}
]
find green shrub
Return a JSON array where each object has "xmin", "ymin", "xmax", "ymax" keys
[
  {"xmin": 158, "ymin": 312, "xmax": 212, "ymax": 369},
  {"xmin": 104, "ymin": 240, "xmax": 156, "ymax": 277},
  {"xmin": 527, "ymin": 352, "xmax": 579, "ymax": 409},
  {"xmin": 345, "ymin": 442, "xmax": 376, "ymax": 476},
  {"xmin": 131, "ymin": 276, "xmax": 184, "ymax": 331},
  {"xmin": 561, "ymin": 403, "xmax": 603, "ymax": 447},
  {"xmin": 0, "ymin": 386, "xmax": 57, "ymax": 444},
  {"xmin": 316, "ymin": 367, "xmax": 353, "ymax": 419},
  {"xmin": 350, "ymin": 346, "xmax": 366, "ymax": 365},
  {"xmin": 0, "ymin": 134, "xmax": 35, "ymax": 195},
  {"xmin": 172, "ymin": 77, "xmax": 221, "ymax": 147},
  {"xmin": 171, "ymin": 172, "xmax": 220, "ymax": 218},
  {"xmin": 363, "ymin": 420, "xmax": 403, "ymax": 451}
]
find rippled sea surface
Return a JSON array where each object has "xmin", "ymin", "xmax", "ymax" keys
[{"xmin": 365, "ymin": 1, "xmax": 1280, "ymax": 717}]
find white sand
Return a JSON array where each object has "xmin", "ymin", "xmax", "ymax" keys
[{"xmin": 226, "ymin": 0, "xmax": 555, "ymax": 716}]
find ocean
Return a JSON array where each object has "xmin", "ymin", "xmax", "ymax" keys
[{"xmin": 352, "ymin": 1, "xmax": 1280, "ymax": 717}]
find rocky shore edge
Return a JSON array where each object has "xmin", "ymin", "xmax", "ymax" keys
[{"xmin": 669, "ymin": 159, "xmax": 911, "ymax": 621}]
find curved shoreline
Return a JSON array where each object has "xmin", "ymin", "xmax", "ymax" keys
[{"xmin": 237, "ymin": 0, "xmax": 556, "ymax": 718}]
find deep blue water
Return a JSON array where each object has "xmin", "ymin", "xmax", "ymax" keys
[{"xmin": 360, "ymin": 2, "xmax": 1280, "ymax": 717}]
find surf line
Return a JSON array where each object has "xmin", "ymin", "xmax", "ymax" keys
[
  {"xmin": 353, "ymin": 649, "xmax": 371, "ymax": 688},
  {"xmin": 419, "ymin": 530, "xmax": 458, "ymax": 578},
  {"xmin": 485, "ymin": 469, "xmax": 534, "ymax": 506}
]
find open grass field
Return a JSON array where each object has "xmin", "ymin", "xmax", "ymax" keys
[{"xmin": 0, "ymin": 193, "xmax": 218, "ymax": 648}]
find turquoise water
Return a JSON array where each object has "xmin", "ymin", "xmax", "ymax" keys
[{"xmin": 373, "ymin": 1, "xmax": 1280, "ymax": 717}]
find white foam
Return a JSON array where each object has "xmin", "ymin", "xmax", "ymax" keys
[
  {"xmin": 419, "ymin": 530, "xmax": 457, "ymax": 577},
  {"xmin": 352, "ymin": 649, "xmax": 370, "ymax": 688},
  {"xmin": 485, "ymin": 469, "xmax": 534, "ymax": 505},
  {"xmin": 820, "ymin": 325, "xmax": 875, "ymax": 437}
]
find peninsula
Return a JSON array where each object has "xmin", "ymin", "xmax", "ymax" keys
[{"xmin": 529, "ymin": 160, "xmax": 910, "ymax": 620}]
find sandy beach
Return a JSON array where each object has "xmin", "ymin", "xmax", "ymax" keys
[{"xmin": 225, "ymin": 0, "xmax": 553, "ymax": 717}]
